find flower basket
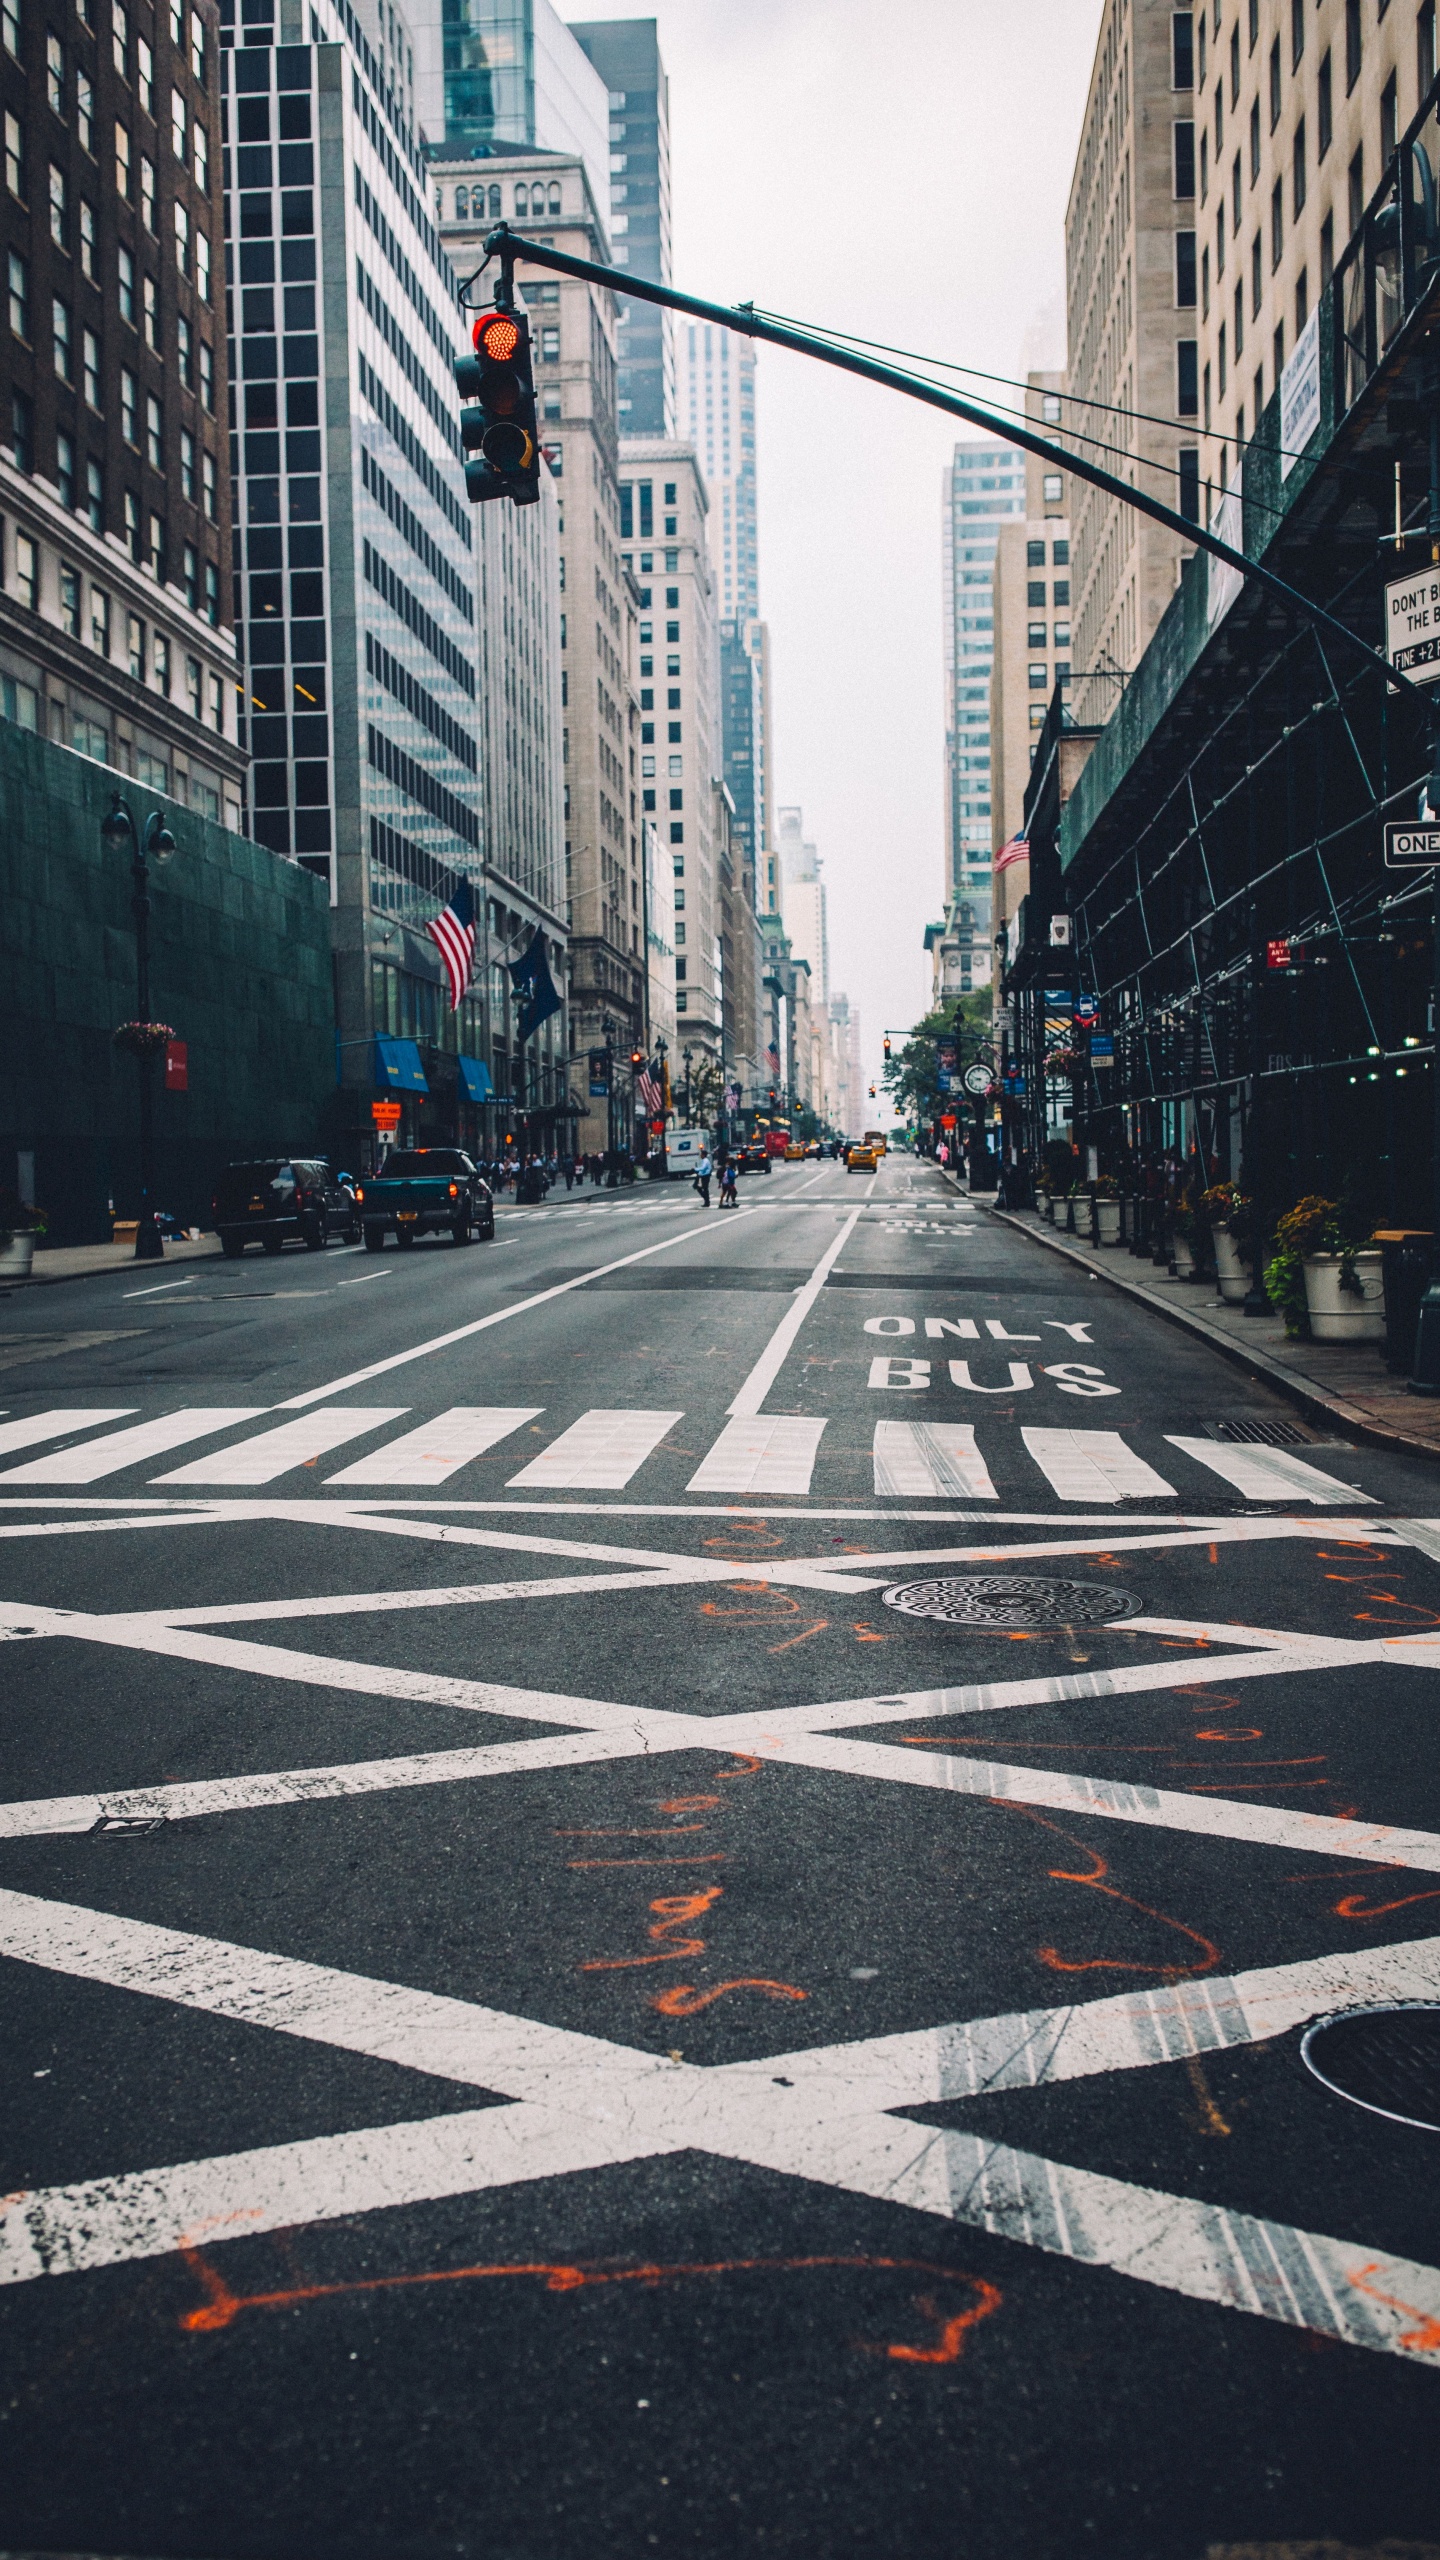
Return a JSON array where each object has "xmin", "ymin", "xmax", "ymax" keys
[
  {"xmin": 1302, "ymin": 1250, "xmax": 1385, "ymax": 1342},
  {"xmin": 112, "ymin": 1020, "xmax": 175, "ymax": 1059}
]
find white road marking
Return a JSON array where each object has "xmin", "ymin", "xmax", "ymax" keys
[
  {"xmin": 0, "ymin": 1410, "xmax": 135, "ymax": 1458},
  {"xmin": 122, "ymin": 1276, "xmax": 198, "ymax": 1298},
  {"xmin": 688, "ymin": 1415, "xmax": 827, "ymax": 1495},
  {"xmin": 872, "ymin": 1422, "xmax": 998, "ymax": 1499},
  {"xmin": 3, "ymin": 1888, "xmax": 1438, "ymax": 2363},
  {"xmin": 326, "ymin": 1408, "xmax": 541, "ymax": 1485},
  {"xmin": 1021, "ymin": 1428, "xmax": 1177, "ymax": 1503},
  {"xmin": 274, "ymin": 1211, "xmax": 759, "ymax": 1410},
  {"xmin": 725, "ymin": 1211, "xmax": 859, "ymax": 1418},
  {"xmin": 1167, "ymin": 1435, "xmax": 1374, "ymax": 1504},
  {"xmin": 154, "ymin": 1409, "xmax": 409, "ymax": 1485},
  {"xmin": 337, "ymin": 1270, "xmax": 395, "ymax": 1286},
  {"xmin": 507, "ymin": 1408, "xmax": 684, "ymax": 1491},
  {"xmin": 0, "ymin": 1411, "xmax": 269, "ymax": 1484}
]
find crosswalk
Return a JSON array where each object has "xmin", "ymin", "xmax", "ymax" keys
[{"xmin": 0, "ymin": 1404, "xmax": 1375, "ymax": 1503}]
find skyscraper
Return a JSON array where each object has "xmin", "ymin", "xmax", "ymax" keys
[
  {"xmin": 407, "ymin": 0, "xmax": 608, "ymax": 212},
  {"xmin": 942, "ymin": 441, "xmax": 1025, "ymax": 972},
  {"xmin": 569, "ymin": 19, "xmax": 671, "ymax": 435},
  {"xmin": 681, "ymin": 320, "xmax": 756, "ymax": 622}
]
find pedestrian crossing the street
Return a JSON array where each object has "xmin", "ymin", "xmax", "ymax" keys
[{"xmin": 0, "ymin": 1403, "xmax": 1376, "ymax": 1504}]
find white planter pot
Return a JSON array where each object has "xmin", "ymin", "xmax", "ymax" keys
[
  {"xmin": 1212, "ymin": 1230, "xmax": 1251, "ymax": 1302},
  {"xmin": 0, "ymin": 1231, "xmax": 36, "ymax": 1278},
  {"xmin": 1303, "ymin": 1250, "xmax": 1385, "ymax": 1342},
  {"xmin": 1095, "ymin": 1198, "xmax": 1121, "ymax": 1244},
  {"xmin": 1171, "ymin": 1236, "xmax": 1197, "ymax": 1277}
]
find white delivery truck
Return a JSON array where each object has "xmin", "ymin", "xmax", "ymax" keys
[{"xmin": 665, "ymin": 1128, "xmax": 713, "ymax": 1178}]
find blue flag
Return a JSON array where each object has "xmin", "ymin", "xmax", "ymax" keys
[{"xmin": 508, "ymin": 929, "xmax": 562, "ymax": 1043}]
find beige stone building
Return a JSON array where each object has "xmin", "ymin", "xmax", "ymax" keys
[
  {"xmin": 1194, "ymin": 0, "xmax": 1435, "ymax": 486},
  {"xmin": 1065, "ymin": 0, "xmax": 1200, "ymax": 727},
  {"xmin": 440, "ymin": 146, "xmax": 641, "ymax": 1158},
  {"xmin": 619, "ymin": 435, "xmax": 721, "ymax": 1067},
  {"xmin": 987, "ymin": 379, "xmax": 1072, "ymax": 955}
]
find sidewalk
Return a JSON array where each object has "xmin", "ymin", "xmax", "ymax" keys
[
  {"xmin": 972, "ymin": 1192, "xmax": 1440, "ymax": 1464},
  {"xmin": 0, "ymin": 1232, "xmax": 225, "ymax": 1290}
]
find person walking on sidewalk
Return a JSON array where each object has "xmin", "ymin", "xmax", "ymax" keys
[
  {"xmin": 719, "ymin": 1156, "xmax": 738, "ymax": 1208},
  {"xmin": 695, "ymin": 1148, "xmax": 712, "ymax": 1208}
]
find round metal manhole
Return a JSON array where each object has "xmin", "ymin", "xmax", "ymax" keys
[
  {"xmin": 1300, "ymin": 2005, "xmax": 1440, "ymax": 2134},
  {"xmin": 880, "ymin": 1574, "xmax": 1142, "ymax": 1629}
]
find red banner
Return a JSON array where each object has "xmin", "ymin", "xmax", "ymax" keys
[{"xmin": 164, "ymin": 1040, "xmax": 188, "ymax": 1091}]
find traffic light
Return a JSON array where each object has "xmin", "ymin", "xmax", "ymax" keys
[
  {"xmin": 630, "ymin": 1048, "xmax": 645, "ymax": 1069},
  {"xmin": 883, "ymin": 1034, "xmax": 891, "ymax": 1061},
  {"xmin": 868, "ymin": 1081, "xmax": 876, "ymax": 1097},
  {"xmin": 455, "ymin": 307, "xmax": 540, "ymax": 508}
]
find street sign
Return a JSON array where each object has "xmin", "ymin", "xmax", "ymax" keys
[
  {"xmin": 940, "ymin": 1114, "xmax": 957, "ymax": 1130},
  {"xmin": 1385, "ymin": 569, "xmax": 1440, "ymax": 688},
  {"xmin": 371, "ymin": 1099, "xmax": 401, "ymax": 1128},
  {"xmin": 1384, "ymin": 821, "xmax": 1440, "ymax": 868},
  {"xmin": 588, "ymin": 1047, "xmax": 611, "ymax": 1098},
  {"xmin": 1266, "ymin": 938, "xmax": 1294, "ymax": 969},
  {"xmin": 962, "ymin": 1063, "xmax": 990, "ymax": 1096},
  {"xmin": 1049, "ymin": 915, "xmax": 1072, "ymax": 946},
  {"xmin": 1090, "ymin": 1035, "xmax": 1115, "ymax": 1070}
]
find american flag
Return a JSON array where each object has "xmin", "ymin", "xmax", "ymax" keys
[
  {"xmin": 637, "ymin": 1057, "xmax": 663, "ymax": 1115},
  {"xmin": 994, "ymin": 832, "xmax": 1030, "ymax": 873},
  {"xmin": 426, "ymin": 877, "xmax": 476, "ymax": 1012}
]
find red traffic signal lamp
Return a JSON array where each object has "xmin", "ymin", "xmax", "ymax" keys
[
  {"xmin": 882, "ymin": 1033, "xmax": 891, "ymax": 1060},
  {"xmin": 455, "ymin": 307, "xmax": 540, "ymax": 507},
  {"xmin": 630, "ymin": 1047, "xmax": 645, "ymax": 1069}
]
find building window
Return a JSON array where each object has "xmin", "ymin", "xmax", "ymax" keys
[
  {"xmin": 1176, "ymin": 229, "xmax": 1197, "ymax": 303},
  {"xmin": 57, "ymin": 560, "xmax": 79, "ymax": 636},
  {"xmin": 1, "ymin": 0, "xmax": 18, "ymax": 58},
  {"xmin": 1318, "ymin": 49, "xmax": 1332, "ymax": 156},
  {"xmin": 180, "ymin": 430, "xmax": 195, "ymax": 505},
  {"xmin": 46, "ymin": 27, "xmax": 63, "ymax": 110},
  {"xmin": 13, "ymin": 528, "xmax": 36, "ymax": 606},
  {"xmin": 120, "ymin": 368, "xmax": 138, "ymax": 445},
  {"xmin": 115, "ymin": 118, "xmax": 130, "ymax": 198},
  {"xmin": 140, "ymin": 153, "xmax": 155, "ymax": 231},
  {"xmin": 182, "ymin": 539, "xmax": 197, "ymax": 609},
  {"xmin": 1291, "ymin": 0, "xmax": 1304, "ymax": 67},
  {"xmin": 1028, "ymin": 619, "xmax": 1047, "ymax": 646},
  {"xmin": 1271, "ymin": 177, "xmax": 1283, "ymax": 268},
  {"xmin": 192, "ymin": 121, "xmax": 207, "ymax": 193},
  {"xmin": 124, "ymin": 488, "xmax": 138, "ymax": 557},
  {"xmin": 1173, "ymin": 9, "xmax": 1194, "ymax": 85},
  {"xmin": 83, "ymin": 326, "xmax": 99, "ymax": 408},
  {"xmin": 199, "ymin": 339, "xmax": 213, "ymax": 412},
  {"xmin": 1249, "ymin": 96, "xmax": 1260, "ymax": 183},
  {"xmin": 85, "ymin": 456, "xmax": 102, "ymax": 530},
  {"xmin": 1026, "ymin": 539, "xmax": 1046, "ymax": 566},
  {"xmin": 1174, "ymin": 118, "xmax": 1195, "ymax": 194},
  {"xmin": 170, "ymin": 85, "xmax": 184, "ymax": 159},
  {"xmin": 77, "ymin": 67, "xmax": 93, "ymax": 152},
  {"xmin": 1177, "ymin": 338, "xmax": 1199, "ymax": 414},
  {"xmin": 56, "ymin": 429, "xmax": 74, "ymax": 506},
  {"xmin": 1248, "ymin": 0, "xmax": 1258, "ymax": 51},
  {"xmin": 1348, "ymin": 145, "xmax": 1364, "ymax": 233},
  {"xmin": 177, "ymin": 313, "xmax": 192, "ymax": 386},
  {"xmin": 1293, "ymin": 115, "xmax": 1307, "ymax": 216},
  {"xmin": 204, "ymin": 558, "xmax": 218, "ymax": 626},
  {"xmin": 1422, "ymin": 0, "xmax": 1437, "ymax": 98},
  {"xmin": 1028, "ymin": 662, "xmax": 1048, "ymax": 690},
  {"xmin": 190, "ymin": 11, "xmax": 205, "ymax": 82},
  {"xmin": 1273, "ymin": 319, "xmax": 1285, "ymax": 381},
  {"xmin": 196, "ymin": 230, "xmax": 209, "ymax": 303},
  {"xmin": 540, "ymin": 324, "xmax": 559, "ymax": 361},
  {"xmin": 146, "ymin": 510, "xmax": 163, "ymax": 577},
  {"xmin": 208, "ymin": 668, "xmax": 223, "ymax": 734},
  {"xmin": 1250, "ymin": 229, "xmax": 1262, "ymax": 315},
  {"xmin": 49, "ymin": 161, "xmax": 66, "ymax": 246},
  {"xmin": 146, "ymin": 392, "xmax": 162, "ymax": 469},
  {"xmin": 1218, "ymin": 319, "xmax": 1228, "ymax": 393},
  {"xmin": 185, "ymin": 653, "xmax": 201, "ymax": 717},
  {"xmin": 127, "ymin": 610, "xmax": 143, "ymax": 677},
  {"xmin": 143, "ymin": 273, "xmax": 158, "ymax": 350},
  {"xmin": 136, "ymin": 31, "xmax": 151, "ymax": 112},
  {"xmin": 1269, "ymin": 36, "xmax": 1281, "ymax": 128},
  {"xmin": 112, "ymin": 1, "xmax": 127, "ymax": 76},
  {"xmin": 118, "ymin": 243, "xmax": 134, "ymax": 325},
  {"xmin": 1042, "ymin": 472, "xmax": 1063, "ymax": 502},
  {"xmin": 1345, "ymin": 0, "xmax": 1361, "ymax": 91},
  {"xmin": 91, "ymin": 583, "xmax": 110, "ymax": 653},
  {"xmin": 1217, "ymin": 199, "xmax": 1226, "ymax": 274},
  {"xmin": 1202, "ymin": 242, "xmax": 1211, "ymax": 315},
  {"xmin": 153, "ymin": 630, "xmax": 169, "ymax": 693},
  {"xmin": 1203, "ymin": 359, "xmax": 1212, "ymax": 426},
  {"xmin": 79, "ymin": 198, "xmax": 95, "ymax": 278},
  {"xmin": 4, "ymin": 109, "xmax": 22, "ymax": 199},
  {"xmin": 7, "ymin": 247, "xmax": 27, "ymax": 340},
  {"xmin": 174, "ymin": 201, "xmax": 190, "ymax": 276},
  {"xmin": 1381, "ymin": 72, "xmax": 1398, "ymax": 168},
  {"xmin": 1295, "ymin": 264, "xmax": 1308, "ymax": 333},
  {"xmin": 1229, "ymin": 21, "xmax": 1240, "ymax": 102},
  {"xmin": 52, "ymin": 294, "xmax": 71, "ymax": 379},
  {"xmin": 1234, "ymin": 276, "xmax": 1244, "ymax": 355},
  {"xmin": 202, "ymin": 449, "xmax": 216, "ymax": 520}
]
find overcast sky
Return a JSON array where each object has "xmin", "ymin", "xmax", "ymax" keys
[{"xmin": 568, "ymin": 0, "xmax": 1105, "ymax": 1098}]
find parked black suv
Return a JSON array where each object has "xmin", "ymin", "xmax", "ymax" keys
[{"xmin": 213, "ymin": 1159, "xmax": 360, "ymax": 1257}]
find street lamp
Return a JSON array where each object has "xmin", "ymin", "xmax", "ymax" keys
[
  {"xmin": 682, "ymin": 1045, "xmax": 693, "ymax": 1125},
  {"xmin": 102, "ymin": 796, "xmax": 176, "ymax": 1263}
]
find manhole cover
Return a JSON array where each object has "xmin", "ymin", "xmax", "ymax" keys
[
  {"xmin": 881, "ymin": 1574, "xmax": 1142, "ymax": 1628},
  {"xmin": 1301, "ymin": 2005, "xmax": 1440, "ymax": 2132}
]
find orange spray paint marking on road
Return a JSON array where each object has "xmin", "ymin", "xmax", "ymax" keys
[
  {"xmin": 714, "ymin": 1756, "xmax": 765, "ymax": 1781},
  {"xmin": 651, "ymin": 1978, "xmax": 808, "ymax": 2017},
  {"xmin": 1347, "ymin": 2262, "xmax": 1440, "ymax": 2353},
  {"xmin": 768, "ymin": 1620, "xmax": 829, "ymax": 1653},
  {"xmin": 1192, "ymin": 1728, "xmax": 1263, "ymax": 1741},
  {"xmin": 851, "ymin": 1622, "xmax": 894, "ymax": 1643},
  {"xmin": 177, "ymin": 2247, "xmax": 1004, "ymax": 2358},
  {"xmin": 567, "ymin": 1854, "xmax": 728, "ymax": 1870},
  {"xmin": 998, "ymin": 1804, "xmax": 1222, "ymax": 1980},
  {"xmin": 1333, "ymin": 1885, "xmax": 1440, "ymax": 1919},
  {"xmin": 1184, "ymin": 2054, "xmax": 1232, "ymax": 2136},
  {"xmin": 658, "ymin": 1796, "xmax": 721, "ymax": 1813},
  {"xmin": 580, "ymin": 1886, "xmax": 724, "ymax": 1973}
]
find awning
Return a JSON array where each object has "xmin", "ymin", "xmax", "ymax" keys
[
  {"xmin": 374, "ymin": 1036, "xmax": 428, "ymax": 1093},
  {"xmin": 458, "ymin": 1054, "xmax": 493, "ymax": 1103}
]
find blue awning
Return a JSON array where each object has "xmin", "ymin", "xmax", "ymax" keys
[
  {"xmin": 375, "ymin": 1036, "xmax": 428, "ymax": 1093},
  {"xmin": 458, "ymin": 1054, "xmax": 493, "ymax": 1103}
]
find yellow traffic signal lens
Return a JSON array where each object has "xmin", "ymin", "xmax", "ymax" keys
[{"xmin": 476, "ymin": 313, "xmax": 521, "ymax": 361}]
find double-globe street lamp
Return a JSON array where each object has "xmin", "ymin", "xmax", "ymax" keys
[{"xmin": 102, "ymin": 796, "xmax": 177, "ymax": 1264}]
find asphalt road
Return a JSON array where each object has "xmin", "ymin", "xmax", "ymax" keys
[{"xmin": 2, "ymin": 1152, "xmax": 1439, "ymax": 2560}]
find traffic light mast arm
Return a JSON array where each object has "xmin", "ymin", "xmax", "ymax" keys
[{"xmin": 468, "ymin": 222, "xmax": 1435, "ymax": 727}]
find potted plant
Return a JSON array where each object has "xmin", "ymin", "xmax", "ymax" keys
[
  {"xmin": 0, "ymin": 1187, "xmax": 46, "ymax": 1279},
  {"xmin": 1170, "ymin": 1197, "xmax": 1199, "ymax": 1279},
  {"xmin": 1203, "ymin": 1183, "xmax": 1253, "ymax": 1302},
  {"xmin": 1290, "ymin": 1199, "xmax": 1385, "ymax": 1343},
  {"xmin": 112, "ymin": 1018, "xmax": 176, "ymax": 1058},
  {"xmin": 1093, "ymin": 1171, "xmax": 1121, "ymax": 1244}
]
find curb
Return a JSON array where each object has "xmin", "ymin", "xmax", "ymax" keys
[
  {"xmin": 0, "ymin": 1242, "xmax": 225, "ymax": 1294},
  {"xmin": 978, "ymin": 1198, "xmax": 1440, "ymax": 1469}
]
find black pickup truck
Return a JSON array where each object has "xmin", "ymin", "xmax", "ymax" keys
[{"xmin": 353, "ymin": 1149, "xmax": 496, "ymax": 1250}]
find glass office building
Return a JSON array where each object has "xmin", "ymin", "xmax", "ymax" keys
[
  {"xmin": 408, "ymin": 0, "xmax": 608, "ymax": 215},
  {"xmin": 571, "ymin": 20, "xmax": 671, "ymax": 435},
  {"xmin": 943, "ymin": 441, "xmax": 1025, "ymax": 936}
]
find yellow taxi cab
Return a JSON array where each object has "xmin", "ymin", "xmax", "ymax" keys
[
  {"xmin": 846, "ymin": 1141, "xmax": 880, "ymax": 1171},
  {"xmin": 784, "ymin": 1141, "xmax": 806, "ymax": 1161}
]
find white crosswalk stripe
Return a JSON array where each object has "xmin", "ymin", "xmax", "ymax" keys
[
  {"xmin": 153, "ymin": 1408, "xmax": 408, "ymax": 1485},
  {"xmin": 507, "ymin": 1408, "xmax": 683, "ymax": 1489},
  {"xmin": 0, "ymin": 1409, "xmax": 268, "ymax": 1484},
  {"xmin": 1023, "ymin": 1428, "xmax": 1177, "ymax": 1504},
  {"xmin": 1166, "ymin": 1434, "xmax": 1373, "ymax": 1505},
  {"xmin": 325, "ymin": 1408, "xmax": 543, "ymax": 1485},
  {"xmin": 689, "ymin": 1414, "xmax": 826, "ymax": 1494},
  {"xmin": 872, "ymin": 1421, "xmax": 997, "ymax": 1499},
  {"xmin": 0, "ymin": 1409, "xmax": 134, "ymax": 1458}
]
